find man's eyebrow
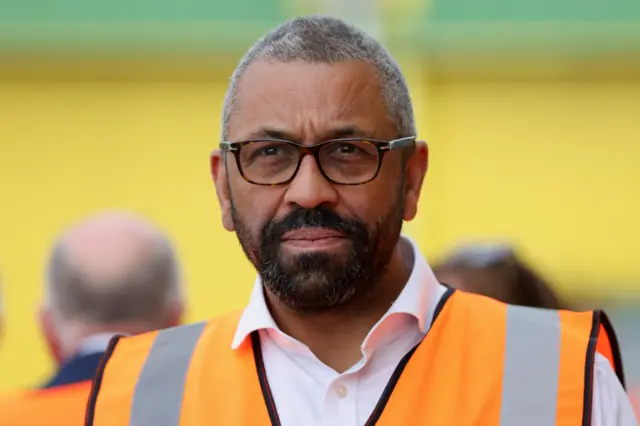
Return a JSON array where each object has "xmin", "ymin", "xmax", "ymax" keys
[
  {"xmin": 325, "ymin": 126, "xmax": 377, "ymax": 140},
  {"xmin": 244, "ymin": 128, "xmax": 294, "ymax": 140},
  {"xmin": 240, "ymin": 126, "xmax": 378, "ymax": 142}
]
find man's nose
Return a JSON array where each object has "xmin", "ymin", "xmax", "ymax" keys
[{"xmin": 283, "ymin": 155, "xmax": 339, "ymax": 210}]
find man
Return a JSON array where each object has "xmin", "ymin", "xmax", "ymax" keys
[
  {"xmin": 0, "ymin": 211, "xmax": 184, "ymax": 425},
  {"xmin": 86, "ymin": 16, "xmax": 637, "ymax": 426}
]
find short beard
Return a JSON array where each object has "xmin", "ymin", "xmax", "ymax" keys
[
  {"xmin": 232, "ymin": 198, "xmax": 404, "ymax": 313},
  {"xmin": 258, "ymin": 207, "xmax": 371, "ymax": 312}
]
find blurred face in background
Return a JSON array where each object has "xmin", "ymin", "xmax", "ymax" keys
[
  {"xmin": 211, "ymin": 59, "xmax": 426, "ymax": 312},
  {"xmin": 436, "ymin": 267, "xmax": 513, "ymax": 302},
  {"xmin": 434, "ymin": 246, "xmax": 564, "ymax": 309}
]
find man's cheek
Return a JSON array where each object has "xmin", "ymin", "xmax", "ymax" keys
[{"xmin": 341, "ymin": 189, "xmax": 378, "ymax": 219}]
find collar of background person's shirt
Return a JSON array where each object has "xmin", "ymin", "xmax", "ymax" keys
[
  {"xmin": 76, "ymin": 332, "xmax": 128, "ymax": 357},
  {"xmin": 231, "ymin": 235, "xmax": 444, "ymax": 351}
]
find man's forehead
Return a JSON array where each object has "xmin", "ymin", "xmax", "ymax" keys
[
  {"xmin": 229, "ymin": 59, "xmax": 387, "ymax": 138},
  {"xmin": 237, "ymin": 59, "xmax": 379, "ymax": 101}
]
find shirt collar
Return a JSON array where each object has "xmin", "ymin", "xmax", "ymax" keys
[
  {"xmin": 76, "ymin": 332, "xmax": 126, "ymax": 356},
  {"xmin": 377, "ymin": 237, "xmax": 443, "ymax": 334},
  {"xmin": 230, "ymin": 235, "xmax": 443, "ymax": 350},
  {"xmin": 231, "ymin": 275, "xmax": 280, "ymax": 349}
]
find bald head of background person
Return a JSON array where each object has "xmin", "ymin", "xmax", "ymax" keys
[
  {"xmin": 39, "ymin": 211, "xmax": 184, "ymax": 370},
  {"xmin": 0, "ymin": 211, "xmax": 184, "ymax": 425}
]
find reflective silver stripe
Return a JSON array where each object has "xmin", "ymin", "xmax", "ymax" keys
[
  {"xmin": 130, "ymin": 321, "xmax": 207, "ymax": 426},
  {"xmin": 500, "ymin": 306, "xmax": 561, "ymax": 425}
]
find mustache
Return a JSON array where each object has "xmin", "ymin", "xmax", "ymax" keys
[{"xmin": 261, "ymin": 206, "xmax": 368, "ymax": 247}]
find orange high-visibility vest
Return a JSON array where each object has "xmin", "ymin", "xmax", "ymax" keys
[
  {"xmin": 0, "ymin": 380, "xmax": 92, "ymax": 426},
  {"xmin": 86, "ymin": 289, "xmax": 625, "ymax": 426}
]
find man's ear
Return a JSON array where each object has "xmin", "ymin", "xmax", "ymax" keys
[
  {"xmin": 166, "ymin": 299, "xmax": 184, "ymax": 328},
  {"xmin": 210, "ymin": 150, "xmax": 235, "ymax": 231},
  {"xmin": 403, "ymin": 141, "xmax": 429, "ymax": 222},
  {"xmin": 38, "ymin": 305, "xmax": 64, "ymax": 366}
]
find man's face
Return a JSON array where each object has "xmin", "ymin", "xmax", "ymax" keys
[{"xmin": 212, "ymin": 59, "xmax": 427, "ymax": 312}]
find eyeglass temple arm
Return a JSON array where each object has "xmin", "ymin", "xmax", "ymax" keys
[
  {"xmin": 387, "ymin": 136, "xmax": 416, "ymax": 151},
  {"xmin": 219, "ymin": 141, "xmax": 238, "ymax": 151}
]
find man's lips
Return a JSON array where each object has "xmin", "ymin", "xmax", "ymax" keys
[
  {"xmin": 282, "ymin": 228, "xmax": 346, "ymax": 242},
  {"xmin": 281, "ymin": 229, "xmax": 348, "ymax": 251}
]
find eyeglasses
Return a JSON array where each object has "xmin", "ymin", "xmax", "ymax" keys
[{"xmin": 219, "ymin": 136, "xmax": 415, "ymax": 186}]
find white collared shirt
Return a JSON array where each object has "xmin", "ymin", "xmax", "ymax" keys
[
  {"xmin": 77, "ymin": 332, "xmax": 124, "ymax": 357},
  {"xmin": 232, "ymin": 237, "xmax": 638, "ymax": 426}
]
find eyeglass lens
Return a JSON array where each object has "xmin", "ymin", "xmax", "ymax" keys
[{"xmin": 238, "ymin": 140, "xmax": 381, "ymax": 184}]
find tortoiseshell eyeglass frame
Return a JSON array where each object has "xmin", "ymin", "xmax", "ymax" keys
[{"xmin": 219, "ymin": 136, "xmax": 416, "ymax": 186}]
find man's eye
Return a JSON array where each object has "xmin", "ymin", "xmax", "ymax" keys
[
  {"xmin": 335, "ymin": 143, "xmax": 358, "ymax": 154},
  {"xmin": 258, "ymin": 146, "xmax": 281, "ymax": 156},
  {"xmin": 250, "ymin": 144, "xmax": 285, "ymax": 158}
]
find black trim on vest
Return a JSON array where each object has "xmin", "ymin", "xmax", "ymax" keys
[
  {"xmin": 85, "ymin": 335, "xmax": 123, "ymax": 426},
  {"xmin": 433, "ymin": 285, "xmax": 454, "ymax": 320},
  {"xmin": 364, "ymin": 286, "xmax": 456, "ymax": 426},
  {"xmin": 581, "ymin": 311, "xmax": 600, "ymax": 426},
  {"xmin": 251, "ymin": 331, "xmax": 282, "ymax": 426},
  {"xmin": 599, "ymin": 311, "xmax": 626, "ymax": 389},
  {"xmin": 251, "ymin": 286, "xmax": 457, "ymax": 426},
  {"xmin": 582, "ymin": 310, "xmax": 627, "ymax": 426}
]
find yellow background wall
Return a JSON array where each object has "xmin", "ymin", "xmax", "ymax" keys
[
  {"xmin": 0, "ymin": 75, "xmax": 251, "ymax": 389},
  {"xmin": 422, "ymin": 74, "xmax": 640, "ymax": 296},
  {"xmin": 0, "ymin": 61, "xmax": 638, "ymax": 390}
]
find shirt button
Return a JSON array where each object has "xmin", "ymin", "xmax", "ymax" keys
[{"xmin": 335, "ymin": 384, "xmax": 348, "ymax": 398}]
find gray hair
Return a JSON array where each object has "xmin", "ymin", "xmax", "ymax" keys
[
  {"xmin": 46, "ymin": 239, "xmax": 181, "ymax": 326},
  {"xmin": 221, "ymin": 15, "xmax": 416, "ymax": 140}
]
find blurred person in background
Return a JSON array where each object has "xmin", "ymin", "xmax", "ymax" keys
[
  {"xmin": 435, "ymin": 245, "xmax": 640, "ymax": 422},
  {"xmin": 433, "ymin": 243, "xmax": 566, "ymax": 309},
  {"xmin": 86, "ymin": 16, "xmax": 635, "ymax": 426},
  {"xmin": 0, "ymin": 211, "xmax": 184, "ymax": 425}
]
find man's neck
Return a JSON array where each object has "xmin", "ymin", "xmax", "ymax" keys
[
  {"xmin": 58, "ymin": 322, "xmax": 146, "ymax": 363},
  {"xmin": 76, "ymin": 332, "xmax": 123, "ymax": 356},
  {"xmin": 266, "ymin": 241, "xmax": 414, "ymax": 372}
]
